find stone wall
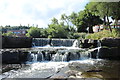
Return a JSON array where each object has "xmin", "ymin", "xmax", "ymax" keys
[
  {"xmin": 79, "ymin": 38, "xmax": 120, "ymax": 60},
  {"xmin": 79, "ymin": 39, "xmax": 98, "ymax": 48},
  {"xmin": 101, "ymin": 37, "xmax": 120, "ymax": 47},
  {"xmin": 2, "ymin": 36, "xmax": 32, "ymax": 48},
  {"xmin": 1, "ymin": 49, "xmax": 29, "ymax": 64}
]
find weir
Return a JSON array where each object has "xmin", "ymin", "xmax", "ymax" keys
[
  {"xmin": 32, "ymin": 38, "xmax": 75, "ymax": 47},
  {"xmin": 27, "ymin": 39, "xmax": 102, "ymax": 62}
]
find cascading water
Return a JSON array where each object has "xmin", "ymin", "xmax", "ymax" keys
[
  {"xmin": 27, "ymin": 50, "xmax": 86, "ymax": 62},
  {"xmin": 72, "ymin": 39, "xmax": 79, "ymax": 47},
  {"xmin": 52, "ymin": 52, "xmax": 63, "ymax": 61},
  {"xmin": 27, "ymin": 51, "xmax": 44, "ymax": 62},
  {"xmin": 96, "ymin": 40, "xmax": 101, "ymax": 59},
  {"xmin": 37, "ymin": 51, "xmax": 44, "ymax": 61},
  {"xmin": 32, "ymin": 38, "xmax": 75, "ymax": 47},
  {"xmin": 80, "ymin": 52, "xmax": 89, "ymax": 60},
  {"xmin": 32, "ymin": 38, "xmax": 50, "ymax": 46}
]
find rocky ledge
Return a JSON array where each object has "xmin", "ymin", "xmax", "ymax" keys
[
  {"xmin": 101, "ymin": 37, "xmax": 120, "ymax": 47},
  {"xmin": 1, "ymin": 49, "xmax": 29, "ymax": 64},
  {"xmin": 79, "ymin": 37, "xmax": 120, "ymax": 48}
]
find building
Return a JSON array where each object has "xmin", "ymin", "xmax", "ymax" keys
[
  {"xmin": 111, "ymin": 20, "xmax": 120, "ymax": 29},
  {"xmin": 93, "ymin": 25, "xmax": 104, "ymax": 33},
  {"xmin": 7, "ymin": 29, "xmax": 27, "ymax": 37},
  {"xmin": 93, "ymin": 20, "xmax": 120, "ymax": 33}
]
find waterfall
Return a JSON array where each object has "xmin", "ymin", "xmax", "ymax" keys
[
  {"xmin": 89, "ymin": 52, "xmax": 92, "ymax": 59},
  {"xmin": 32, "ymin": 43, "xmax": 36, "ymax": 47},
  {"xmin": 72, "ymin": 39, "xmax": 79, "ymax": 47},
  {"xmin": 62, "ymin": 52, "xmax": 68, "ymax": 61},
  {"xmin": 37, "ymin": 52, "xmax": 44, "ymax": 61},
  {"xmin": 30, "ymin": 53, "xmax": 38, "ymax": 62},
  {"xmin": 51, "ymin": 51, "xmax": 81, "ymax": 62},
  {"xmin": 80, "ymin": 52, "xmax": 89, "ymax": 60},
  {"xmin": 52, "ymin": 52, "xmax": 63, "ymax": 61},
  {"xmin": 51, "ymin": 39, "xmax": 74, "ymax": 47},
  {"xmin": 96, "ymin": 40, "xmax": 101, "ymax": 59},
  {"xmin": 43, "ymin": 52, "xmax": 51, "ymax": 61},
  {"xmin": 32, "ymin": 38, "xmax": 50, "ymax": 46},
  {"xmin": 32, "ymin": 38, "xmax": 75, "ymax": 47},
  {"xmin": 27, "ymin": 51, "xmax": 44, "ymax": 62}
]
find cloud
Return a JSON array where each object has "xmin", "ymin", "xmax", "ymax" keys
[{"xmin": 0, "ymin": 0, "xmax": 89, "ymax": 28}]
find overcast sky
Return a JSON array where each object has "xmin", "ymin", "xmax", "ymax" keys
[{"xmin": 0, "ymin": 0, "xmax": 89, "ymax": 28}]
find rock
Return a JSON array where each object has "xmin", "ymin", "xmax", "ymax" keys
[
  {"xmin": 98, "ymin": 48, "xmax": 120, "ymax": 60},
  {"xmin": 69, "ymin": 76, "xmax": 76, "ymax": 78},
  {"xmin": 68, "ymin": 62, "xmax": 95, "ymax": 72},
  {"xmin": 2, "ymin": 50, "xmax": 19, "ymax": 64},
  {"xmin": 65, "ymin": 70, "xmax": 78, "ymax": 77},
  {"xmin": 66, "ymin": 52, "xmax": 80, "ymax": 61},
  {"xmin": 90, "ymin": 49, "xmax": 98, "ymax": 59},
  {"xmin": 2, "ymin": 64, "xmax": 24, "ymax": 73},
  {"xmin": 79, "ymin": 39, "xmax": 98, "ymax": 48},
  {"xmin": 2, "ymin": 49, "xmax": 29, "ymax": 64},
  {"xmin": 19, "ymin": 51, "xmax": 29, "ymax": 62},
  {"xmin": 101, "ymin": 37, "xmax": 120, "ymax": 47}
]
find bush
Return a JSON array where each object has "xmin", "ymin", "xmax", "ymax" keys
[
  {"xmin": 73, "ymin": 33, "xmax": 87, "ymax": 39},
  {"xmin": 2, "ymin": 32, "xmax": 16, "ymax": 37},
  {"xmin": 85, "ymin": 29, "xmax": 120, "ymax": 40}
]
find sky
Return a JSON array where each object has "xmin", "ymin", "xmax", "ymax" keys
[{"xmin": 0, "ymin": 0, "xmax": 89, "ymax": 28}]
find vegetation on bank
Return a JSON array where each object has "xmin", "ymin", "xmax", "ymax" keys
[
  {"xmin": 2, "ymin": 32, "xmax": 16, "ymax": 37},
  {"xmin": 85, "ymin": 29, "xmax": 120, "ymax": 40}
]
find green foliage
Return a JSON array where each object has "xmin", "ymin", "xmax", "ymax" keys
[
  {"xmin": 2, "ymin": 32, "xmax": 16, "ymax": 37},
  {"xmin": 73, "ymin": 33, "xmax": 87, "ymax": 39},
  {"xmin": 26, "ymin": 27, "xmax": 46, "ymax": 38},
  {"xmin": 47, "ymin": 17, "xmax": 75, "ymax": 39},
  {"xmin": 85, "ymin": 29, "xmax": 120, "ymax": 40},
  {"xmin": 47, "ymin": 23, "xmax": 69, "ymax": 38},
  {"xmin": 75, "ymin": 10, "xmax": 103, "ymax": 33},
  {"xmin": 85, "ymin": 2, "xmax": 120, "ymax": 32}
]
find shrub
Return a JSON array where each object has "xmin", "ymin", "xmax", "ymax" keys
[
  {"xmin": 73, "ymin": 33, "xmax": 87, "ymax": 39},
  {"xmin": 2, "ymin": 32, "xmax": 16, "ymax": 37},
  {"xmin": 85, "ymin": 29, "xmax": 120, "ymax": 40}
]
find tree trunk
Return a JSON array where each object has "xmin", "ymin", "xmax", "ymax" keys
[
  {"xmin": 103, "ymin": 16, "xmax": 106, "ymax": 25},
  {"xmin": 106, "ymin": 7, "xmax": 112, "ymax": 32},
  {"xmin": 89, "ymin": 25, "xmax": 94, "ymax": 33},
  {"xmin": 107, "ymin": 16, "xmax": 112, "ymax": 32}
]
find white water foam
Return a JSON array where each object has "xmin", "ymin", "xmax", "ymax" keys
[{"xmin": 2, "ymin": 62, "xmax": 68, "ymax": 78}]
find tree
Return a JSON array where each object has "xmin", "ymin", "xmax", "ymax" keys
[
  {"xmin": 69, "ymin": 10, "xmax": 103, "ymax": 33},
  {"xmin": 47, "ymin": 18, "xmax": 69, "ymax": 38},
  {"xmin": 61, "ymin": 14, "xmax": 75, "ymax": 32},
  {"xmin": 61, "ymin": 14, "xmax": 70, "ymax": 26},
  {"xmin": 40, "ymin": 28, "xmax": 49, "ymax": 38},
  {"xmin": 26, "ymin": 27, "xmax": 43, "ymax": 38},
  {"xmin": 109, "ymin": 2, "xmax": 120, "ymax": 26},
  {"xmin": 51, "ymin": 17, "xmax": 59, "ymax": 24},
  {"xmin": 85, "ymin": 2, "xmax": 120, "ymax": 32}
]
